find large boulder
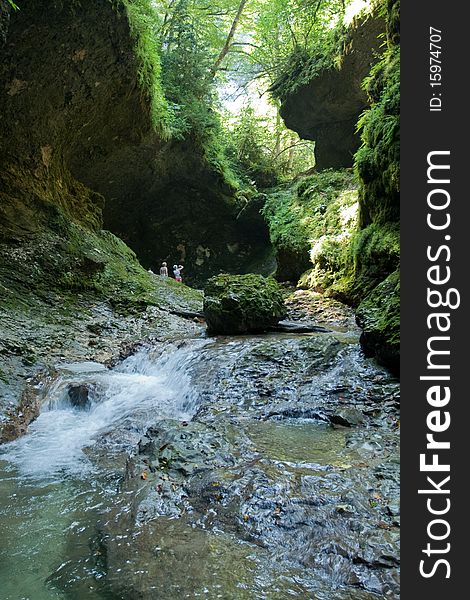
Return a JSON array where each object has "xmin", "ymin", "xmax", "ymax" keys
[{"xmin": 203, "ymin": 274, "xmax": 286, "ymax": 335}]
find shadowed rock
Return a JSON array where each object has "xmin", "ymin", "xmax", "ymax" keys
[
  {"xmin": 67, "ymin": 384, "xmax": 93, "ymax": 410},
  {"xmin": 0, "ymin": 0, "xmax": 271, "ymax": 285}
]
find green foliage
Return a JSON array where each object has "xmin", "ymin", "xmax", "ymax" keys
[
  {"xmin": 121, "ymin": 0, "xmax": 171, "ymax": 138},
  {"xmin": 355, "ymin": 44, "xmax": 400, "ymax": 227},
  {"xmin": 263, "ymin": 169, "xmax": 358, "ymax": 254},
  {"xmin": 354, "ymin": 0, "xmax": 400, "ymax": 228},
  {"xmin": 225, "ymin": 105, "xmax": 281, "ymax": 188},
  {"xmin": 224, "ymin": 103, "xmax": 316, "ymax": 188},
  {"xmin": 270, "ymin": 23, "xmax": 348, "ymax": 101},
  {"xmin": 386, "ymin": 0, "xmax": 400, "ymax": 45},
  {"xmin": 239, "ymin": 0, "xmax": 353, "ymax": 94},
  {"xmin": 356, "ymin": 269, "xmax": 400, "ymax": 373},
  {"xmin": 159, "ymin": 0, "xmax": 213, "ymax": 139},
  {"xmin": 262, "ymin": 169, "xmax": 358, "ymax": 281},
  {"xmin": 117, "ymin": 0, "xmax": 324, "ymax": 191},
  {"xmin": 261, "ymin": 163, "xmax": 399, "ymax": 303},
  {"xmin": 344, "ymin": 220, "xmax": 399, "ymax": 301},
  {"xmin": 351, "ymin": 221, "xmax": 399, "ymax": 272}
]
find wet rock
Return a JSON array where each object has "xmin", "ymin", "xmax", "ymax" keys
[
  {"xmin": 169, "ymin": 309, "xmax": 205, "ymax": 320},
  {"xmin": 0, "ymin": 385, "xmax": 41, "ymax": 443},
  {"xmin": 284, "ymin": 288, "xmax": 357, "ymax": 329},
  {"xmin": 203, "ymin": 274, "xmax": 286, "ymax": 335},
  {"xmin": 7, "ymin": 295, "xmax": 399, "ymax": 599},
  {"xmin": 329, "ymin": 407, "xmax": 364, "ymax": 427},
  {"xmin": 67, "ymin": 384, "xmax": 92, "ymax": 410},
  {"xmin": 268, "ymin": 320, "xmax": 331, "ymax": 334}
]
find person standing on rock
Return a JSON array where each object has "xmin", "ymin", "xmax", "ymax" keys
[
  {"xmin": 159, "ymin": 262, "xmax": 168, "ymax": 277},
  {"xmin": 173, "ymin": 264, "xmax": 183, "ymax": 282}
]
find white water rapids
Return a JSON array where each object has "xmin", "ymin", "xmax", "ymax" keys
[{"xmin": 1, "ymin": 339, "xmax": 210, "ymax": 481}]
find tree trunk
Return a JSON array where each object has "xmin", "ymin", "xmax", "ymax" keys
[
  {"xmin": 273, "ymin": 102, "xmax": 282, "ymax": 159},
  {"xmin": 287, "ymin": 134, "xmax": 297, "ymax": 172},
  {"xmin": 211, "ymin": 0, "xmax": 249, "ymax": 75}
]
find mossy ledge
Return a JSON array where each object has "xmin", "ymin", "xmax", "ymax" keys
[
  {"xmin": 271, "ymin": 8, "xmax": 385, "ymax": 169},
  {"xmin": 356, "ymin": 270, "xmax": 400, "ymax": 375},
  {"xmin": 262, "ymin": 169, "xmax": 359, "ymax": 285},
  {"xmin": 352, "ymin": 0, "xmax": 400, "ymax": 373}
]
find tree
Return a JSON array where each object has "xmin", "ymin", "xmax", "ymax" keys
[{"xmin": 211, "ymin": 0, "xmax": 249, "ymax": 74}]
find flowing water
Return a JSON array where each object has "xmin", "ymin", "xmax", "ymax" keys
[{"xmin": 0, "ymin": 332, "xmax": 399, "ymax": 599}]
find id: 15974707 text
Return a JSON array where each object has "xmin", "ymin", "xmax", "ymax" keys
[{"xmin": 429, "ymin": 26, "xmax": 442, "ymax": 112}]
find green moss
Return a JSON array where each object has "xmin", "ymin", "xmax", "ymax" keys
[
  {"xmin": 0, "ymin": 162, "xmax": 104, "ymax": 241},
  {"xmin": 262, "ymin": 165, "xmax": 399, "ymax": 311},
  {"xmin": 270, "ymin": 24, "xmax": 348, "ymax": 102},
  {"xmin": 355, "ymin": 1, "xmax": 400, "ymax": 228},
  {"xmin": 345, "ymin": 221, "xmax": 399, "ymax": 301},
  {"xmin": 386, "ymin": 0, "xmax": 400, "ymax": 45},
  {"xmin": 203, "ymin": 274, "xmax": 286, "ymax": 335},
  {"xmin": 356, "ymin": 269, "xmax": 400, "ymax": 373},
  {"xmin": 0, "ymin": 211, "xmax": 202, "ymax": 319},
  {"xmin": 119, "ymin": 0, "xmax": 170, "ymax": 138},
  {"xmin": 346, "ymin": 0, "xmax": 400, "ymax": 368},
  {"xmin": 119, "ymin": 1, "xmax": 242, "ymax": 206},
  {"xmin": 262, "ymin": 169, "xmax": 358, "ymax": 282}
]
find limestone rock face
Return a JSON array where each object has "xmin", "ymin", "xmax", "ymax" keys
[
  {"xmin": 0, "ymin": 0, "xmax": 270, "ymax": 286},
  {"xmin": 278, "ymin": 13, "xmax": 385, "ymax": 170},
  {"xmin": 203, "ymin": 274, "xmax": 286, "ymax": 335}
]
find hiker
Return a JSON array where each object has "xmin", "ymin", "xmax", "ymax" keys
[
  {"xmin": 173, "ymin": 264, "xmax": 183, "ymax": 282},
  {"xmin": 159, "ymin": 262, "xmax": 168, "ymax": 277}
]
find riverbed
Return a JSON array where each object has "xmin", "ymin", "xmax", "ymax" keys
[{"xmin": 0, "ymin": 297, "xmax": 399, "ymax": 599}]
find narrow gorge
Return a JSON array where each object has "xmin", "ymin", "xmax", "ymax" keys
[{"xmin": 0, "ymin": 1, "xmax": 400, "ymax": 598}]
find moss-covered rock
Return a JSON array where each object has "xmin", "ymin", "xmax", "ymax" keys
[
  {"xmin": 355, "ymin": 45, "xmax": 400, "ymax": 228},
  {"xmin": 203, "ymin": 274, "xmax": 286, "ymax": 335},
  {"xmin": 356, "ymin": 270, "xmax": 400, "ymax": 374},
  {"xmin": 0, "ymin": 0, "xmax": 11, "ymax": 46},
  {"xmin": 350, "ymin": 0, "xmax": 400, "ymax": 368},
  {"xmin": 269, "ymin": 0, "xmax": 400, "ymax": 371},
  {"xmin": 262, "ymin": 169, "xmax": 359, "ymax": 283},
  {"xmin": 272, "ymin": 10, "xmax": 385, "ymax": 169}
]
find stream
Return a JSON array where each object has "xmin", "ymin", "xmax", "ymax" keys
[{"xmin": 0, "ymin": 324, "xmax": 399, "ymax": 599}]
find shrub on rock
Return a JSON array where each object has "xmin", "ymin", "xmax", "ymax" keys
[{"xmin": 203, "ymin": 274, "xmax": 286, "ymax": 335}]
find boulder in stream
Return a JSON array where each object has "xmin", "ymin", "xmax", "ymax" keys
[
  {"xmin": 203, "ymin": 274, "xmax": 286, "ymax": 335},
  {"xmin": 67, "ymin": 384, "xmax": 93, "ymax": 410}
]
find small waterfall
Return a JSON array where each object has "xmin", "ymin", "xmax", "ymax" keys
[{"xmin": 0, "ymin": 339, "xmax": 210, "ymax": 480}]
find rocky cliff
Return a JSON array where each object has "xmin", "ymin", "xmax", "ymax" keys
[
  {"xmin": 0, "ymin": 0, "xmax": 271, "ymax": 286},
  {"xmin": 0, "ymin": 0, "xmax": 271, "ymax": 420},
  {"xmin": 273, "ymin": 10, "xmax": 385, "ymax": 170},
  {"xmin": 268, "ymin": 0, "xmax": 400, "ymax": 374}
]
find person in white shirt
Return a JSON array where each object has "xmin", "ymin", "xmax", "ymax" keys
[
  {"xmin": 159, "ymin": 262, "xmax": 168, "ymax": 276},
  {"xmin": 173, "ymin": 264, "xmax": 183, "ymax": 282}
]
